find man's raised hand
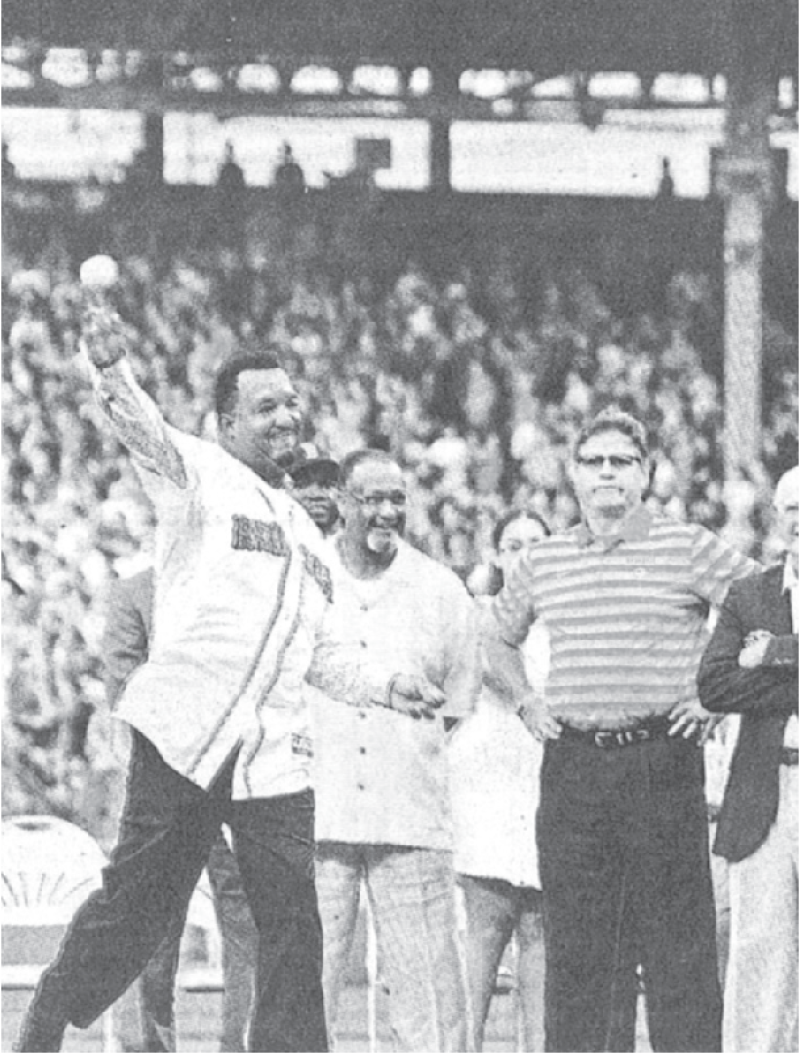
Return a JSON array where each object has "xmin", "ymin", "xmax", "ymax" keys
[
  {"xmin": 79, "ymin": 256, "xmax": 127, "ymax": 369},
  {"xmin": 80, "ymin": 300, "xmax": 127, "ymax": 370}
]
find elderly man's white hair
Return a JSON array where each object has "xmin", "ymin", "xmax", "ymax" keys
[{"xmin": 773, "ymin": 465, "xmax": 800, "ymax": 509}]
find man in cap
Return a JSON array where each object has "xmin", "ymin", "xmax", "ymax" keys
[{"xmin": 290, "ymin": 457, "xmax": 341, "ymax": 541}]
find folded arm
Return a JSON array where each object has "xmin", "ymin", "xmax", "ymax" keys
[{"xmin": 698, "ymin": 585, "xmax": 798, "ymax": 714}]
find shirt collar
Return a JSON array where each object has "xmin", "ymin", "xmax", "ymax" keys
[
  {"xmin": 574, "ymin": 504, "xmax": 652, "ymax": 549},
  {"xmin": 783, "ymin": 556, "xmax": 799, "ymax": 593},
  {"xmin": 334, "ymin": 536, "xmax": 414, "ymax": 584}
]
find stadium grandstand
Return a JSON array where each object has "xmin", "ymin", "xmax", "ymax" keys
[{"xmin": 2, "ymin": 2, "xmax": 798, "ymax": 1048}]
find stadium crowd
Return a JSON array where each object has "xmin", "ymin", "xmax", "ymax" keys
[{"xmin": 3, "ymin": 226, "xmax": 798, "ymax": 825}]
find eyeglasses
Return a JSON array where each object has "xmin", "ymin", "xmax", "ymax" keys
[
  {"xmin": 576, "ymin": 454, "xmax": 642, "ymax": 470},
  {"xmin": 344, "ymin": 490, "xmax": 407, "ymax": 510}
]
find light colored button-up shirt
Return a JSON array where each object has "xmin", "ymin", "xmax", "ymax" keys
[
  {"xmin": 312, "ymin": 538, "xmax": 480, "ymax": 850},
  {"xmin": 90, "ymin": 357, "xmax": 392, "ymax": 799}
]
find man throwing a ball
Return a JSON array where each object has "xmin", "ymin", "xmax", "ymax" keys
[{"xmin": 16, "ymin": 267, "xmax": 444, "ymax": 1053}]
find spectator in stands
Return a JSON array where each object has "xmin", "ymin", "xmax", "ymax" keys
[
  {"xmin": 215, "ymin": 142, "xmax": 246, "ymax": 249},
  {"xmin": 656, "ymin": 157, "xmax": 675, "ymax": 199},
  {"xmin": 484, "ymin": 407, "xmax": 756, "ymax": 1053},
  {"xmin": 312, "ymin": 449, "xmax": 480, "ymax": 1052},
  {"xmin": 698, "ymin": 465, "xmax": 799, "ymax": 1053},
  {"xmin": 217, "ymin": 142, "xmax": 246, "ymax": 197},
  {"xmin": 273, "ymin": 143, "xmax": 306, "ymax": 196},
  {"xmin": 100, "ymin": 566, "xmax": 258, "ymax": 1054}
]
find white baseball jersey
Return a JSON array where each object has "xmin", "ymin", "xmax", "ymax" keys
[{"xmin": 90, "ymin": 357, "xmax": 390, "ymax": 799}]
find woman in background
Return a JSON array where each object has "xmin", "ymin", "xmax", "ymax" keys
[{"xmin": 449, "ymin": 508, "xmax": 551, "ymax": 1052}]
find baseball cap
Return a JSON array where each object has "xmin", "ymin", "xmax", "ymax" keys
[{"xmin": 290, "ymin": 457, "xmax": 340, "ymax": 488}]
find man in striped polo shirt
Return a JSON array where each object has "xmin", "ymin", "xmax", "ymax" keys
[{"xmin": 485, "ymin": 408, "xmax": 755, "ymax": 1053}]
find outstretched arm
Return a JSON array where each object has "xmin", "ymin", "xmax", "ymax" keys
[
  {"xmin": 307, "ymin": 605, "xmax": 446, "ymax": 720},
  {"xmin": 81, "ymin": 302, "xmax": 188, "ymax": 488}
]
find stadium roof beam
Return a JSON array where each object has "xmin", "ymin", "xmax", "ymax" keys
[
  {"xmin": 3, "ymin": 51, "xmax": 798, "ymax": 124},
  {"xmin": 2, "ymin": 0, "xmax": 797, "ymax": 79}
]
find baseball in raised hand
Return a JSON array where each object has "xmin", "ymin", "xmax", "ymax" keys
[
  {"xmin": 80, "ymin": 254, "xmax": 119, "ymax": 293},
  {"xmin": 79, "ymin": 256, "xmax": 126, "ymax": 368}
]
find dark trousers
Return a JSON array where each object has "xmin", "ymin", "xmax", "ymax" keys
[
  {"xmin": 121, "ymin": 830, "xmax": 258, "ymax": 1052},
  {"xmin": 537, "ymin": 733, "xmax": 722, "ymax": 1053},
  {"xmin": 28, "ymin": 731, "xmax": 327, "ymax": 1053}
]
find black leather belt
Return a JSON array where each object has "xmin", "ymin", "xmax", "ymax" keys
[
  {"xmin": 780, "ymin": 747, "xmax": 799, "ymax": 767},
  {"xmin": 558, "ymin": 714, "xmax": 673, "ymax": 749}
]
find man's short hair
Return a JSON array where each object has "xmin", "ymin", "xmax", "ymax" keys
[
  {"xmin": 573, "ymin": 407, "xmax": 649, "ymax": 462},
  {"xmin": 214, "ymin": 349, "xmax": 284, "ymax": 420},
  {"xmin": 338, "ymin": 449, "xmax": 399, "ymax": 489}
]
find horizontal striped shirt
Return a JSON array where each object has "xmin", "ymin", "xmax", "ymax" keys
[{"xmin": 492, "ymin": 506, "xmax": 756, "ymax": 726}]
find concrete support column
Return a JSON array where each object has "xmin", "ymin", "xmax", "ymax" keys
[
  {"xmin": 142, "ymin": 112, "xmax": 165, "ymax": 185},
  {"xmin": 429, "ymin": 115, "xmax": 452, "ymax": 192},
  {"xmin": 429, "ymin": 66, "xmax": 458, "ymax": 191},
  {"xmin": 715, "ymin": 66, "xmax": 774, "ymax": 547}
]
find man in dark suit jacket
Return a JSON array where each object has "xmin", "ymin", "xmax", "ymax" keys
[
  {"xmin": 101, "ymin": 568, "xmax": 258, "ymax": 1053},
  {"xmin": 698, "ymin": 466, "xmax": 799, "ymax": 1053}
]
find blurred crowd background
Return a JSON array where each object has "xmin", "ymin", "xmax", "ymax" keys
[{"xmin": 3, "ymin": 179, "xmax": 798, "ymax": 822}]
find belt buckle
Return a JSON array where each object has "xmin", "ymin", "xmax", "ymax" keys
[
  {"xmin": 593, "ymin": 727, "xmax": 650, "ymax": 748},
  {"xmin": 594, "ymin": 730, "xmax": 616, "ymax": 748}
]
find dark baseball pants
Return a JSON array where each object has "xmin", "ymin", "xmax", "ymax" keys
[
  {"xmin": 120, "ymin": 830, "xmax": 258, "ymax": 1052},
  {"xmin": 23, "ymin": 730, "xmax": 327, "ymax": 1052},
  {"xmin": 537, "ymin": 732, "xmax": 722, "ymax": 1053}
]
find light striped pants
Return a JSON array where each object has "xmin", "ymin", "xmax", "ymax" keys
[
  {"xmin": 723, "ymin": 765, "xmax": 798, "ymax": 1053},
  {"xmin": 315, "ymin": 843, "xmax": 466, "ymax": 1052}
]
